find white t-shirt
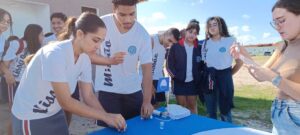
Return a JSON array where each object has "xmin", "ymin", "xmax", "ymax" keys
[
  {"xmin": 184, "ymin": 42, "xmax": 194, "ymax": 82},
  {"xmin": 204, "ymin": 37, "xmax": 235, "ymax": 70},
  {"xmin": 3, "ymin": 40, "xmax": 28, "ymax": 81},
  {"xmin": 152, "ymin": 34, "xmax": 166, "ymax": 80},
  {"xmin": 43, "ymin": 34, "xmax": 57, "ymax": 46},
  {"xmin": 12, "ymin": 40, "xmax": 92, "ymax": 120},
  {"xmin": 94, "ymin": 14, "xmax": 152, "ymax": 94}
]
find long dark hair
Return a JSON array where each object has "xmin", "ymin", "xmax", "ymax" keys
[
  {"xmin": 23, "ymin": 24, "xmax": 43, "ymax": 54},
  {"xmin": 58, "ymin": 12, "xmax": 106, "ymax": 41},
  {"xmin": 272, "ymin": 0, "xmax": 300, "ymax": 54},
  {"xmin": 0, "ymin": 8, "xmax": 13, "ymax": 35},
  {"xmin": 205, "ymin": 16, "xmax": 230, "ymax": 39}
]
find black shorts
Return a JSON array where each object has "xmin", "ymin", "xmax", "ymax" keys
[
  {"xmin": 173, "ymin": 80, "xmax": 198, "ymax": 96},
  {"xmin": 97, "ymin": 90, "xmax": 143, "ymax": 126},
  {"xmin": 151, "ymin": 80, "xmax": 166, "ymax": 105},
  {"xmin": 71, "ymin": 83, "xmax": 80, "ymax": 101}
]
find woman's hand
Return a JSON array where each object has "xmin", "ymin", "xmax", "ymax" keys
[
  {"xmin": 230, "ymin": 42, "xmax": 250, "ymax": 60},
  {"xmin": 246, "ymin": 65, "xmax": 277, "ymax": 82},
  {"xmin": 4, "ymin": 72, "xmax": 16, "ymax": 87},
  {"xmin": 103, "ymin": 113, "xmax": 127, "ymax": 132}
]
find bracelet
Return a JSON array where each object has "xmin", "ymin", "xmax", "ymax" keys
[{"xmin": 272, "ymin": 75, "xmax": 282, "ymax": 87}]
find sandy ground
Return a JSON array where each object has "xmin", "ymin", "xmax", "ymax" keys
[{"xmin": 0, "ymin": 66, "xmax": 273, "ymax": 135}]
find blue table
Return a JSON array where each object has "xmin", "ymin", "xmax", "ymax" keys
[{"xmin": 89, "ymin": 114, "xmax": 239, "ymax": 135}]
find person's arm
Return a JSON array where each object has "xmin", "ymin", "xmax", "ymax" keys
[
  {"xmin": 89, "ymin": 52, "xmax": 126, "ymax": 65},
  {"xmin": 141, "ymin": 63, "xmax": 154, "ymax": 118},
  {"xmin": 1, "ymin": 60, "xmax": 15, "ymax": 86},
  {"xmin": 276, "ymin": 77, "xmax": 300, "ymax": 100},
  {"xmin": 79, "ymin": 81, "xmax": 105, "ymax": 111},
  {"xmin": 247, "ymin": 66, "xmax": 300, "ymax": 100},
  {"xmin": 52, "ymin": 82, "xmax": 126, "ymax": 131},
  {"xmin": 232, "ymin": 58, "xmax": 243, "ymax": 75},
  {"xmin": 166, "ymin": 45, "xmax": 176, "ymax": 78},
  {"xmin": 1, "ymin": 40, "xmax": 19, "ymax": 86}
]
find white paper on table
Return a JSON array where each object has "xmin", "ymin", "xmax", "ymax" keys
[
  {"xmin": 167, "ymin": 104, "xmax": 191, "ymax": 120},
  {"xmin": 193, "ymin": 127, "xmax": 272, "ymax": 135}
]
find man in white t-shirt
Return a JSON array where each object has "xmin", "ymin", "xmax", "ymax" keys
[
  {"xmin": 90, "ymin": 0, "xmax": 154, "ymax": 126},
  {"xmin": 43, "ymin": 12, "xmax": 67, "ymax": 45},
  {"xmin": 148, "ymin": 28, "xmax": 180, "ymax": 107}
]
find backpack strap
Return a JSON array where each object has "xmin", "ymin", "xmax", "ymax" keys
[
  {"xmin": 1, "ymin": 40, "xmax": 10, "ymax": 61},
  {"xmin": 16, "ymin": 39, "xmax": 25, "ymax": 55},
  {"xmin": 151, "ymin": 36, "xmax": 154, "ymax": 49}
]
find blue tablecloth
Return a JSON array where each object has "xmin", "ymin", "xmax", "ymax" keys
[{"xmin": 89, "ymin": 114, "xmax": 239, "ymax": 135}]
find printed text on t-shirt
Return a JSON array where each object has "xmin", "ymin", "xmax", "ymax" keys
[
  {"xmin": 32, "ymin": 90, "xmax": 56, "ymax": 113},
  {"xmin": 103, "ymin": 40, "xmax": 113, "ymax": 86},
  {"xmin": 152, "ymin": 53, "xmax": 158, "ymax": 74}
]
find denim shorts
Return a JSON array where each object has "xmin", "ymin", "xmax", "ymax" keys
[{"xmin": 271, "ymin": 98, "xmax": 300, "ymax": 135}]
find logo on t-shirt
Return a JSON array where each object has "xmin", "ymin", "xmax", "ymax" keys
[
  {"xmin": 219, "ymin": 47, "xmax": 227, "ymax": 53},
  {"xmin": 128, "ymin": 46, "xmax": 137, "ymax": 55}
]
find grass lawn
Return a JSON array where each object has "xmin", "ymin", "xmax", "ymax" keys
[{"xmin": 233, "ymin": 85, "xmax": 276, "ymax": 129}]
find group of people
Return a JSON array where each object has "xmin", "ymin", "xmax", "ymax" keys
[{"xmin": 0, "ymin": 0, "xmax": 299, "ymax": 135}]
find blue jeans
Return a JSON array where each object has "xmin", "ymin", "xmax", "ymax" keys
[
  {"xmin": 271, "ymin": 98, "xmax": 300, "ymax": 135},
  {"xmin": 204, "ymin": 90, "xmax": 232, "ymax": 123},
  {"xmin": 203, "ymin": 67, "xmax": 234, "ymax": 123}
]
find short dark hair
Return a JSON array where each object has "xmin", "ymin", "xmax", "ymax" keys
[
  {"xmin": 50, "ymin": 12, "xmax": 67, "ymax": 22},
  {"xmin": 112, "ymin": 0, "xmax": 139, "ymax": 6},
  {"xmin": 186, "ymin": 19, "xmax": 200, "ymax": 35},
  {"xmin": 167, "ymin": 28, "xmax": 180, "ymax": 41}
]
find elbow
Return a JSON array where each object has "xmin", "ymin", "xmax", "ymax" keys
[{"xmin": 57, "ymin": 97, "xmax": 73, "ymax": 111}]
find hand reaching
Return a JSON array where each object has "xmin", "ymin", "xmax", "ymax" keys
[
  {"xmin": 110, "ymin": 52, "xmax": 126, "ymax": 65},
  {"xmin": 103, "ymin": 113, "xmax": 127, "ymax": 132}
]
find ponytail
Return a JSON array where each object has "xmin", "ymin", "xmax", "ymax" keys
[
  {"xmin": 58, "ymin": 17, "xmax": 77, "ymax": 41},
  {"xmin": 58, "ymin": 12, "xmax": 106, "ymax": 41},
  {"xmin": 24, "ymin": 54, "xmax": 35, "ymax": 65}
]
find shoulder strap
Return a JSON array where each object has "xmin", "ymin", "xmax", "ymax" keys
[
  {"xmin": 16, "ymin": 39, "xmax": 25, "ymax": 55},
  {"xmin": 202, "ymin": 39, "xmax": 208, "ymax": 62},
  {"xmin": 1, "ymin": 40, "xmax": 10, "ymax": 61},
  {"xmin": 151, "ymin": 37, "xmax": 154, "ymax": 49}
]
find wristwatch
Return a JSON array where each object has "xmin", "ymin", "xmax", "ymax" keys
[{"xmin": 272, "ymin": 75, "xmax": 282, "ymax": 87}]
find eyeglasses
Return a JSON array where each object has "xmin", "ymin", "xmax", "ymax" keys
[{"xmin": 270, "ymin": 18, "xmax": 285, "ymax": 29}]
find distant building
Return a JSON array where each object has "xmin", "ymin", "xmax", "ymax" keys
[
  {"xmin": 244, "ymin": 42, "xmax": 282, "ymax": 56},
  {"xmin": 0, "ymin": 0, "xmax": 112, "ymax": 37}
]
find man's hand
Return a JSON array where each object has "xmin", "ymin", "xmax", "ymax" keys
[
  {"xmin": 110, "ymin": 52, "xmax": 126, "ymax": 65},
  {"xmin": 140, "ymin": 102, "xmax": 154, "ymax": 119}
]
